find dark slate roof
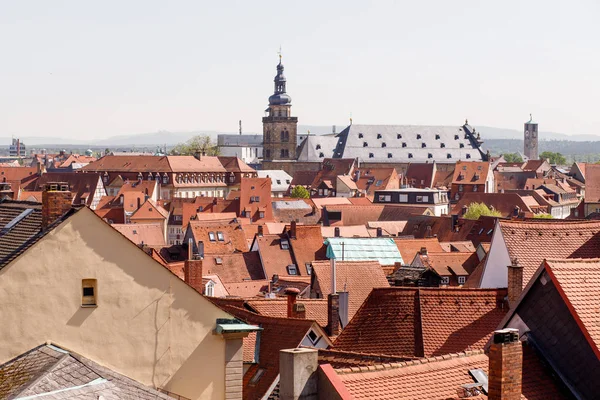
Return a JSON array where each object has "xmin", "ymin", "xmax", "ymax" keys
[
  {"xmin": 0, "ymin": 344, "xmax": 173, "ymax": 399},
  {"xmin": 0, "ymin": 200, "xmax": 82, "ymax": 271},
  {"xmin": 298, "ymin": 124, "xmax": 487, "ymax": 163}
]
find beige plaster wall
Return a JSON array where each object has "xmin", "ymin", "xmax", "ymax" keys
[{"xmin": 0, "ymin": 208, "xmax": 231, "ymax": 400}]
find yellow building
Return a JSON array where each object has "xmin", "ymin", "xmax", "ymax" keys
[{"xmin": 0, "ymin": 193, "xmax": 257, "ymax": 400}]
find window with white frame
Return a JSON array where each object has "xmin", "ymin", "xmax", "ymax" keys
[
  {"xmin": 217, "ymin": 231, "xmax": 224, "ymax": 241},
  {"xmin": 208, "ymin": 232, "xmax": 216, "ymax": 241},
  {"xmin": 416, "ymin": 195, "xmax": 429, "ymax": 203},
  {"xmin": 399, "ymin": 194, "xmax": 408, "ymax": 203},
  {"xmin": 441, "ymin": 276, "xmax": 450, "ymax": 285},
  {"xmin": 205, "ymin": 281, "xmax": 215, "ymax": 297},
  {"xmin": 458, "ymin": 276, "xmax": 466, "ymax": 285},
  {"xmin": 287, "ymin": 264, "xmax": 298, "ymax": 275},
  {"xmin": 378, "ymin": 194, "xmax": 391, "ymax": 202}
]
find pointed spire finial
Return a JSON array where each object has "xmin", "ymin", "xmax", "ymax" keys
[
  {"xmin": 278, "ymin": 45, "xmax": 282, "ymax": 63},
  {"xmin": 529, "ymin": 113, "xmax": 533, "ymax": 123}
]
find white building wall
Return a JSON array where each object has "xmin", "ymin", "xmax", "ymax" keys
[{"xmin": 479, "ymin": 220, "xmax": 511, "ymax": 288}]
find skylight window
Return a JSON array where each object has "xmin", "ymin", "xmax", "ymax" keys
[
  {"xmin": 408, "ymin": 153, "xmax": 413, "ymax": 158},
  {"xmin": 287, "ymin": 264, "xmax": 298, "ymax": 275},
  {"xmin": 375, "ymin": 180, "xmax": 383, "ymax": 186},
  {"xmin": 217, "ymin": 231, "xmax": 224, "ymax": 241},
  {"xmin": 377, "ymin": 133, "xmax": 382, "ymax": 139},
  {"xmin": 369, "ymin": 153, "xmax": 374, "ymax": 158},
  {"xmin": 215, "ymin": 257, "xmax": 223, "ymax": 265},
  {"xmin": 208, "ymin": 232, "xmax": 216, "ymax": 241},
  {"xmin": 280, "ymin": 239, "xmax": 289, "ymax": 250}
]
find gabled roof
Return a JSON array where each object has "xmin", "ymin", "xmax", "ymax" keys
[
  {"xmin": 394, "ymin": 237, "xmax": 444, "ymax": 265},
  {"xmin": 544, "ymin": 258, "xmax": 600, "ymax": 356},
  {"xmin": 82, "ymin": 155, "xmax": 226, "ymax": 173},
  {"xmin": 26, "ymin": 172, "xmax": 103, "ymax": 208},
  {"xmin": 418, "ymin": 251, "xmax": 479, "ymax": 277},
  {"xmin": 311, "ymin": 260, "xmax": 390, "ymax": 321},
  {"xmin": 405, "ymin": 163, "xmax": 435, "ymax": 188},
  {"xmin": 130, "ymin": 199, "xmax": 169, "ymax": 220},
  {"xmin": 253, "ymin": 234, "xmax": 297, "ymax": 278},
  {"xmin": 0, "ymin": 343, "xmax": 172, "ymax": 399},
  {"xmin": 333, "ymin": 287, "xmax": 508, "ymax": 357},
  {"xmin": 401, "ymin": 215, "xmax": 497, "ymax": 246},
  {"xmin": 584, "ymin": 164, "xmax": 600, "ymax": 202},
  {"xmin": 285, "ymin": 224, "xmax": 327, "ymax": 269},
  {"xmin": 289, "ymin": 170, "xmax": 319, "ymax": 187},
  {"xmin": 257, "ymin": 170, "xmax": 292, "ymax": 192},
  {"xmin": 116, "ymin": 179, "xmax": 157, "ymax": 198},
  {"xmin": 499, "ymin": 220, "xmax": 600, "ymax": 287},
  {"xmin": 217, "ymin": 156, "xmax": 255, "ymax": 173},
  {"xmin": 452, "ymin": 192, "xmax": 536, "ymax": 217}
]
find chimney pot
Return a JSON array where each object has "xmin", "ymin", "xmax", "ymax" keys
[
  {"xmin": 257, "ymin": 225, "xmax": 264, "ymax": 237},
  {"xmin": 507, "ymin": 259, "xmax": 523, "ymax": 307},
  {"xmin": 376, "ymin": 227, "xmax": 383, "ymax": 237},
  {"xmin": 334, "ymin": 227, "xmax": 340, "ymax": 237},
  {"xmin": 290, "ymin": 220, "xmax": 297, "ymax": 239},
  {"xmin": 41, "ymin": 182, "xmax": 72, "ymax": 230},
  {"xmin": 420, "ymin": 247, "xmax": 428, "ymax": 255},
  {"xmin": 285, "ymin": 287, "xmax": 301, "ymax": 318},
  {"xmin": 327, "ymin": 293, "xmax": 340, "ymax": 336}
]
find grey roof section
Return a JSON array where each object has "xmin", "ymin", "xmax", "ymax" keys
[
  {"xmin": 297, "ymin": 134, "xmax": 340, "ymax": 162},
  {"xmin": 217, "ymin": 134, "xmax": 263, "ymax": 147},
  {"xmin": 0, "ymin": 344, "xmax": 173, "ymax": 400},
  {"xmin": 272, "ymin": 200, "xmax": 312, "ymax": 210},
  {"xmin": 256, "ymin": 170, "xmax": 293, "ymax": 192},
  {"xmin": 297, "ymin": 124, "xmax": 486, "ymax": 163}
]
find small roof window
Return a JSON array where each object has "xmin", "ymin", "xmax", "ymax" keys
[
  {"xmin": 287, "ymin": 264, "xmax": 298, "ymax": 275},
  {"xmin": 208, "ymin": 232, "xmax": 216, "ymax": 241},
  {"xmin": 369, "ymin": 153, "xmax": 374, "ymax": 158},
  {"xmin": 280, "ymin": 239, "xmax": 290, "ymax": 250},
  {"xmin": 217, "ymin": 231, "xmax": 224, "ymax": 241}
]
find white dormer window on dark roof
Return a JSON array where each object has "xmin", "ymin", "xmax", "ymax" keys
[
  {"xmin": 397, "ymin": 134, "xmax": 402, "ymax": 139},
  {"xmin": 358, "ymin": 133, "xmax": 363, "ymax": 138},
  {"xmin": 435, "ymin": 134, "xmax": 440, "ymax": 140},
  {"xmin": 316, "ymin": 144, "xmax": 321, "ymax": 150},
  {"xmin": 477, "ymin": 166, "xmax": 482, "ymax": 170},
  {"xmin": 408, "ymin": 153, "xmax": 413, "ymax": 158},
  {"xmin": 388, "ymin": 153, "xmax": 393, "ymax": 158},
  {"xmin": 280, "ymin": 239, "xmax": 290, "ymax": 250},
  {"xmin": 377, "ymin": 133, "xmax": 382, "ymax": 139},
  {"xmin": 208, "ymin": 232, "xmax": 216, "ymax": 241},
  {"xmin": 363, "ymin": 142, "xmax": 368, "ymax": 147},
  {"xmin": 447, "ymin": 153, "xmax": 452, "ymax": 159},
  {"xmin": 381, "ymin": 142, "xmax": 387, "ymax": 148},
  {"xmin": 369, "ymin": 153, "xmax": 374, "ymax": 158}
]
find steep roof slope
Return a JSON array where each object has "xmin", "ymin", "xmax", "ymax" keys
[
  {"xmin": 499, "ymin": 220, "xmax": 600, "ymax": 285},
  {"xmin": 333, "ymin": 287, "xmax": 507, "ymax": 357}
]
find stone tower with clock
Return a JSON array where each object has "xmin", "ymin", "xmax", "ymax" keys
[
  {"xmin": 262, "ymin": 57, "xmax": 298, "ymax": 164},
  {"xmin": 524, "ymin": 114, "xmax": 539, "ymax": 160}
]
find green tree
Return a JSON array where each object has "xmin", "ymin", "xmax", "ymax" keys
[
  {"xmin": 170, "ymin": 135, "xmax": 220, "ymax": 156},
  {"xmin": 502, "ymin": 153, "xmax": 523, "ymax": 163},
  {"xmin": 290, "ymin": 185, "xmax": 310, "ymax": 199},
  {"xmin": 463, "ymin": 202, "xmax": 502, "ymax": 220},
  {"xmin": 539, "ymin": 151, "xmax": 567, "ymax": 165},
  {"xmin": 533, "ymin": 213, "xmax": 553, "ymax": 219}
]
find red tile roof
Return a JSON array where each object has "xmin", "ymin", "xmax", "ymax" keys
[
  {"xmin": 334, "ymin": 344, "xmax": 564, "ymax": 400},
  {"xmin": 246, "ymin": 298, "xmax": 329, "ymax": 328},
  {"xmin": 544, "ymin": 258, "xmax": 600, "ymax": 356},
  {"xmin": 223, "ymin": 280, "xmax": 270, "ymax": 297},
  {"xmin": 187, "ymin": 221, "xmax": 249, "ymax": 254},
  {"xmin": 130, "ymin": 199, "xmax": 169, "ymax": 220},
  {"xmin": 112, "ymin": 223, "xmax": 166, "ymax": 246},
  {"xmin": 310, "ymin": 260, "xmax": 390, "ymax": 321},
  {"xmin": 394, "ymin": 238, "xmax": 444, "ymax": 265},
  {"xmin": 499, "ymin": 220, "xmax": 600, "ymax": 287},
  {"xmin": 285, "ymin": 225, "xmax": 327, "ymax": 270},
  {"xmin": 452, "ymin": 193, "xmax": 537, "ymax": 217},
  {"xmin": 254, "ymin": 234, "xmax": 297, "ymax": 279},
  {"xmin": 405, "ymin": 163, "xmax": 435, "ymax": 188},
  {"xmin": 333, "ymin": 287, "xmax": 508, "ymax": 357},
  {"xmin": 585, "ymin": 164, "xmax": 600, "ymax": 202},
  {"xmin": 418, "ymin": 251, "xmax": 479, "ymax": 281},
  {"xmin": 452, "ymin": 161, "xmax": 490, "ymax": 185},
  {"xmin": 204, "ymin": 252, "xmax": 265, "ymax": 283}
]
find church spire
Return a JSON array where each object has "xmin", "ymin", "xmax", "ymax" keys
[{"xmin": 269, "ymin": 53, "xmax": 292, "ymax": 105}]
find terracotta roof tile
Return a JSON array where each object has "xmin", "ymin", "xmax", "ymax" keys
[
  {"xmin": 545, "ymin": 258, "xmax": 600, "ymax": 355},
  {"xmin": 188, "ymin": 221, "xmax": 249, "ymax": 254},
  {"xmin": 333, "ymin": 287, "xmax": 508, "ymax": 358},
  {"xmin": 246, "ymin": 298, "xmax": 329, "ymax": 328},
  {"xmin": 499, "ymin": 220, "xmax": 600, "ymax": 286},
  {"xmin": 334, "ymin": 344, "xmax": 564, "ymax": 400},
  {"xmin": 311, "ymin": 260, "xmax": 390, "ymax": 321},
  {"xmin": 254, "ymin": 234, "xmax": 297, "ymax": 278},
  {"xmin": 316, "ymin": 348, "xmax": 415, "ymax": 369},
  {"xmin": 130, "ymin": 199, "xmax": 169, "ymax": 220},
  {"xmin": 111, "ymin": 223, "xmax": 166, "ymax": 246},
  {"xmin": 394, "ymin": 238, "xmax": 444, "ymax": 265}
]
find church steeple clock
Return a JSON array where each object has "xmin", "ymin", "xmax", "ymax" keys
[
  {"xmin": 524, "ymin": 114, "xmax": 539, "ymax": 160},
  {"xmin": 262, "ymin": 54, "xmax": 298, "ymax": 162}
]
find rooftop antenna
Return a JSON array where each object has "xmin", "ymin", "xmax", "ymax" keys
[
  {"xmin": 349, "ymin": 112, "xmax": 353, "ymax": 126},
  {"xmin": 528, "ymin": 113, "xmax": 533, "ymax": 123},
  {"xmin": 239, "ymin": 120, "xmax": 242, "ymax": 135}
]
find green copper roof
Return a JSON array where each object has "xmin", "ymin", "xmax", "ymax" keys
[
  {"xmin": 324, "ymin": 237, "xmax": 403, "ymax": 265},
  {"xmin": 215, "ymin": 318, "xmax": 262, "ymax": 334}
]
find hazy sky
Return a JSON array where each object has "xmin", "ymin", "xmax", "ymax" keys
[{"xmin": 1, "ymin": 0, "xmax": 599, "ymax": 140}]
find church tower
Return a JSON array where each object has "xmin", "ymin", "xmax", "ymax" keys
[
  {"xmin": 524, "ymin": 114, "xmax": 539, "ymax": 160},
  {"xmin": 262, "ymin": 56, "xmax": 298, "ymax": 162}
]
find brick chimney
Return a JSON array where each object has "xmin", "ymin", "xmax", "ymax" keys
[
  {"xmin": 184, "ymin": 238, "xmax": 203, "ymax": 292},
  {"xmin": 507, "ymin": 258, "xmax": 523, "ymax": 307},
  {"xmin": 488, "ymin": 328, "xmax": 522, "ymax": 400},
  {"xmin": 42, "ymin": 182, "xmax": 72, "ymax": 230},
  {"xmin": 290, "ymin": 220, "xmax": 297, "ymax": 239},
  {"xmin": 327, "ymin": 293, "xmax": 340, "ymax": 336},
  {"xmin": 257, "ymin": 225, "xmax": 264, "ymax": 237},
  {"xmin": 285, "ymin": 288, "xmax": 305, "ymax": 319}
]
